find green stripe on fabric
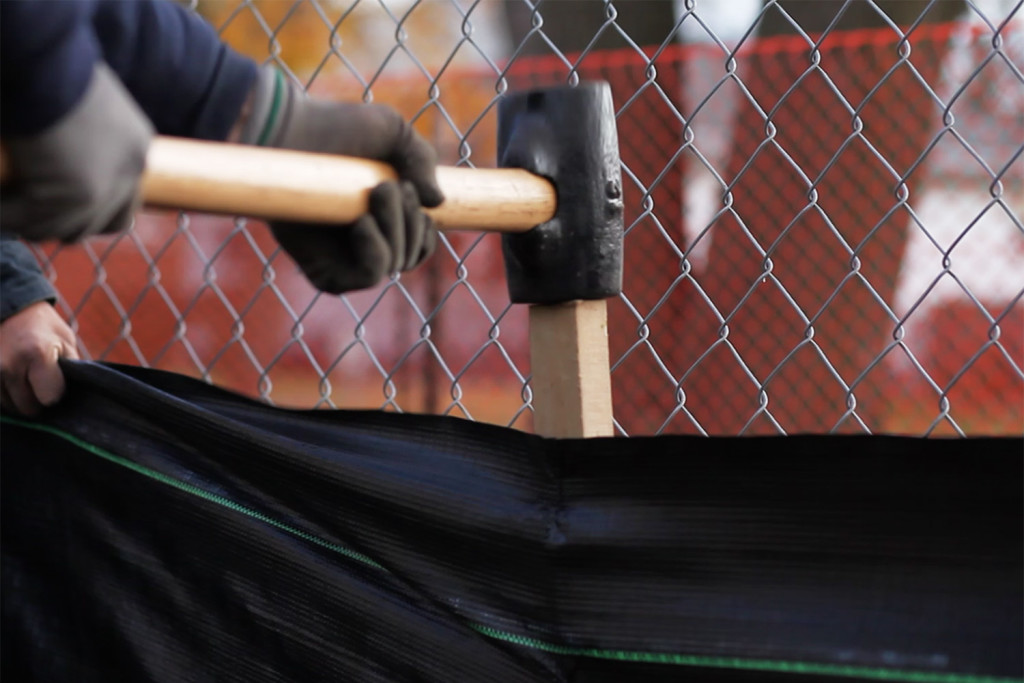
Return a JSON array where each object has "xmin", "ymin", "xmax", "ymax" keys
[
  {"xmin": 470, "ymin": 625, "xmax": 1019, "ymax": 683},
  {"xmin": 3, "ymin": 415, "xmax": 1020, "ymax": 683},
  {"xmin": 1, "ymin": 415, "xmax": 383, "ymax": 571}
]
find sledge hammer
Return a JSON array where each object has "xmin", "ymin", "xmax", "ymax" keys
[
  {"xmin": 496, "ymin": 83, "xmax": 622, "ymax": 438},
  {"xmin": 0, "ymin": 83, "xmax": 624, "ymax": 437}
]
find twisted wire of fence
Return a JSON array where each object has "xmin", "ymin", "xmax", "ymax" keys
[{"xmin": 30, "ymin": 0, "xmax": 1023, "ymax": 436}]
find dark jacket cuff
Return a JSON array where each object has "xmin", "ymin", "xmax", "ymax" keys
[{"xmin": 1, "ymin": 235, "xmax": 58, "ymax": 322}]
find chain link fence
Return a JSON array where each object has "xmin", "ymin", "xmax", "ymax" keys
[{"xmin": 29, "ymin": 0, "xmax": 1023, "ymax": 437}]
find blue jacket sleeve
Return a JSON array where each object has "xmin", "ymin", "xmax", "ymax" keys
[
  {"xmin": 0, "ymin": 0, "xmax": 100, "ymax": 137},
  {"xmin": 0, "ymin": 234, "xmax": 57, "ymax": 322},
  {"xmin": 91, "ymin": 0, "xmax": 259, "ymax": 140},
  {"xmin": 1, "ymin": 0, "xmax": 258, "ymax": 141}
]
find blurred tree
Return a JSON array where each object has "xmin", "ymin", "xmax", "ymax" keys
[
  {"xmin": 197, "ymin": 0, "xmax": 341, "ymax": 76},
  {"xmin": 197, "ymin": 0, "xmax": 501, "ymax": 80}
]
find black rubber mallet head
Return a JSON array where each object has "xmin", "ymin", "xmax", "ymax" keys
[{"xmin": 497, "ymin": 82, "xmax": 624, "ymax": 305}]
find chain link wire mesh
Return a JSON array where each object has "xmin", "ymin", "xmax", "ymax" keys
[{"xmin": 29, "ymin": 0, "xmax": 1023, "ymax": 437}]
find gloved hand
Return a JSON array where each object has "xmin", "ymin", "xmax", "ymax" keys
[
  {"xmin": 238, "ymin": 66, "xmax": 444, "ymax": 295},
  {"xmin": 0, "ymin": 63, "xmax": 153, "ymax": 243}
]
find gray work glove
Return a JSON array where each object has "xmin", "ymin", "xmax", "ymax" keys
[
  {"xmin": 240, "ymin": 66, "xmax": 444, "ymax": 295},
  {"xmin": 1, "ymin": 63, "xmax": 153, "ymax": 243}
]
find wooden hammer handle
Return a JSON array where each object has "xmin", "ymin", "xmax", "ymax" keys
[{"xmin": 0, "ymin": 136, "xmax": 556, "ymax": 233}]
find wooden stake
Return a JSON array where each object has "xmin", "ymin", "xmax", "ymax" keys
[{"xmin": 529, "ymin": 300, "xmax": 614, "ymax": 438}]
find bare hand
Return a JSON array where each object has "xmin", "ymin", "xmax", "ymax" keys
[{"xmin": 0, "ymin": 302, "xmax": 79, "ymax": 416}]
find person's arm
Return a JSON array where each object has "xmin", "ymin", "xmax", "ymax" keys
[
  {"xmin": 0, "ymin": 1, "xmax": 100, "ymax": 138},
  {"xmin": 0, "ymin": 234, "xmax": 57, "ymax": 321},
  {"xmin": 0, "ymin": 235, "xmax": 79, "ymax": 415},
  {"xmin": 0, "ymin": 0, "xmax": 152, "ymax": 245},
  {"xmin": 1, "ymin": 0, "xmax": 444, "ymax": 296},
  {"xmin": 89, "ymin": 0, "xmax": 258, "ymax": 141},
  {"xmin": 231, "ymin": 65, "xmax": 445, "ymax": 294},
  {"xmin": 0, "ymin": 0, "xmax": 256, "ymax": 142},
  {"xmin": 89, "ymin": 0, "xmax": 446, "ymax": 294}
]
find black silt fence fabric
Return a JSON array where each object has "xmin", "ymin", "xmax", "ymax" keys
[{"xmin": 2, "ymin": 361, "xmax": 1021, "ymax": 683}]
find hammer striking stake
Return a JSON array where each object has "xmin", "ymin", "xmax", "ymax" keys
[{"xmin": 1, "ymin": 82, "xmax": 624, "ymax": 438}]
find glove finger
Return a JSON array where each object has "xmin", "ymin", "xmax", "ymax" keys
[
  {"xmin": 369, "ymin": 182, "xmax": 405, "ymax": 274},
  {"xmin": 0, "ymin": 183, "xmax": 139, "ymax": 244},
  {"xmin": 0, "ymin": 194, "xmax": 82, "ymax": 243},
  {"xmin": 55, "ymin": 191, "xmax": 139, "ymax": 245},
  {"xmin": 400, "ymin": 181, "xmax": 427, "ymax": 270},
  {"xmin": 418, "ymin": 214, "xmax": 439, "ymax": 266},
  {"xmin": 26, "ymin": 345, "xmax": 66, "ymax": 407},
  {"xmin": 389, "ymin": 124, "xmax": 445, "ymax": 209},
  {"xmin": 271, "ymin": 218, "xmax": 390, "ymax": 295},
  {"xmin": 343, "ymin": 215, "xmax": 392, "ymax": 291},
  {"xmin": 94, "ymin": 187, "xmax": 142, "ymax": 239},
  {"xmin": 0, "ymin": 195, "xmax": 34, "ymax": 240}
]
